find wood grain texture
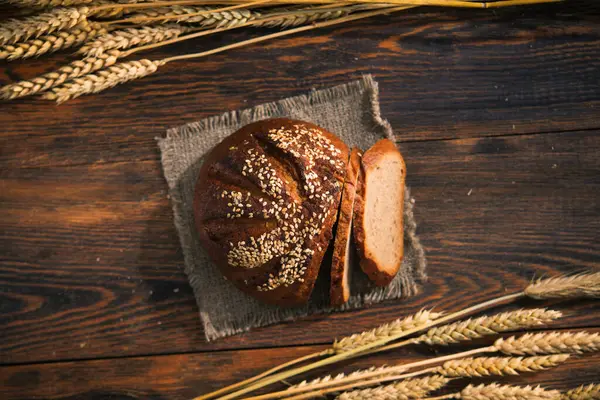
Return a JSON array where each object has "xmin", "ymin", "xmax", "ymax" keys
[
  {"xmin": 1, "ymin": 1, "xmax": 600, "ymax": 170},
  {"xmin": 1, "ymin": 1, "xmax": 600, "ymax": 395},
  {"xmin": 1, "ymin": 329, "xmax": 600, "ymax": 399},
  {"xmin": 1, "ymin": 130, "xmax": 599, "ymax": 364}
]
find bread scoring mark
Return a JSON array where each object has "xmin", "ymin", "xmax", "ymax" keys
[{"xmin": 225, "ymin": 123, "xmax": 345, "ymax": 291}]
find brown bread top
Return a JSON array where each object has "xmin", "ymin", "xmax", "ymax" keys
[
  {"xmin": 352, "ymin": 138, "xmax": 406, "ymax": 286},
  {"xmin": 194, "ymin": 118, "xmax": 349, "ymax": 306},
  {"xmin": 330, "ymin": 147, "xmax": 362, "ymax": 306}
]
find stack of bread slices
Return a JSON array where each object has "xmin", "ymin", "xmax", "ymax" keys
[{"xmin": 194, "ymin": 119, "xmax": 406, "ymax": 307}]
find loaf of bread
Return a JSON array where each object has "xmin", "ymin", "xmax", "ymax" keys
[{"xmin": 194, "ymin": 119, "xmax": 349, "ymax": 306}]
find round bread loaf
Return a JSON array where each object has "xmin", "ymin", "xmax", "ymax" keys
[{"xmin": 194, "ymin": 119, "xmax": 349, "ymax": 306}]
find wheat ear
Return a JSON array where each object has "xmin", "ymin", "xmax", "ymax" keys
[
  {"xmin": 6, "ymin": 0, "xmax": 95, "ymax": 7},
  {"xmin": 563, "ymin": 384, "xmax": 600, "ymax": 400},
  {"xmin": 459, "ymin": 384, "xmax": 561, "ymax": 400},
  {"xmin": 0, "ymin": 22, "xmax": 106, "ymax": 61},
  {"xmin": 336, "ymin": 375, "xmax": 450, "ymax": 400},
  {"xmin": 253, "ymin": 6, "xmax": 359, "ymax": 28},
  {"xmin": 42, "ymin": 59, "xmax": 163, "ymax": 103},
  {"xmin": 289, "ymin": 366, "xmax": 391, "ymax": 391},
  {"xmin": 525, "ymin": 272, "xmax": 600, "ymax": 299},
  {"xmin": 436, "ymin": 354, "xmax": 570, "ymax": 377},
  {"xmin": 0, "ymin": 7, "xmax": 90, "ymax": 46},
  {"xmin": 78, "ymin": 25, "xmax": 187, "ymax": 57},
  {"xmin": 0, "ymin": 50, "xmax": 119, "ymax": 100},
  {"xmin": 495, "ymin": 331, "xmax": 600, "ymax": 355},
  {"xmin": 126, "ymin": 6, "xmax": 260, "ymax": 27},
  {"xmin": 416, "ymin": 309, "xmax": 562, "ymax": 346},
  {"xmin": 333, "ymin": 310, "xmax": 443, "ymax": 353}
]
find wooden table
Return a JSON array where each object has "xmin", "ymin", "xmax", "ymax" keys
[{"xmin": 1, "ymin": 1, "xmax": 599, "ymax": 399}]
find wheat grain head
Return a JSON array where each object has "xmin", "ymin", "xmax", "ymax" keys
[
  {"xmin": 7, "ymin": 0, "xmax": 95, "ymax": 7},
  {"xmin": 461, "ymin": 384, "xmax": 561, "ymax": 400},
  {"xmin": 525, "ymin": 272, "xmax": 600, "ymax": 299},
  {"xmin": 0, "ymin": 50, "xmax": 119, "ymax": 100},
  {"xmin": 333, "ymin": 310, "xmax": 442, "ymax": 353},
  {"xmin": 288, "ymin": 366, "xmax": 391, "ymax": 391},
  {"xmin": 42, "ymin": 58, "xmax": 163, "ymax": 103},
  {"xmin": 494, "ymin": 331, "xmax": 600, "ymax": 356},
  {"xmin": 437, "ymin": 354, "xmax": 570, "ymax": 377},
  {"xmin": 255, "ymin": 7, "xmax": 353, "ymax": 29},
  {"xmin": 127, "ymin": 6, "xmax": 260, "ymax": 28},
  {"xmin": 0, "ymin": 7, "xmax": 90, "ymax": 46},
  {"xmin": 79, "ymin": 25, "xmax": 187, "ymax": 57},
  {"xmin": 417, "ymin": 309, "xmax": 562, "ymax": 346},
  {"xmin": 563, "ymin": 384, "xmax": 600, "ymax": 400},
  {"xmin": 336, "ymin": 375, "xmax": 450, "ymax": 400},
  {"xmin": 0, "ymin": 22, "xmax": 106, "ymax": 61}
]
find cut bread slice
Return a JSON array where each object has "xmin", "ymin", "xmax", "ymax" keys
[
  {"xmin": 330, "ymin": 148, "xmax": 362, "ymax": 306},
  {"xmin": 353, "ymin": 138, "xmax": 406, "ymax": 286}
]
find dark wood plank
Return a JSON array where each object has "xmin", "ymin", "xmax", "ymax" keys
[
  {"xmin": 1, "ymin": 130, "xmax": 599, "ymax": 364},
  {"xmin": 2, "ymin": 329, "xmax": 600, "ymax": 400},
  {"xmin": 2, "ymin": 1, "xmax": 600, "ymax": 169}
]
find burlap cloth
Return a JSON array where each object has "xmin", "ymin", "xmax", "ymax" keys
[{"xmin": 157, "ymin": 75, "xmax": 427, "ymax": 341}]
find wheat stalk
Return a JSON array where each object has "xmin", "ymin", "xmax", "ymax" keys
[
  {"xmin": 289, "ymin": 366, "xmax": 391, "ymax": 391},
  {"xmin": 336, "ymin": 375, "xmax": 450, "ymax": 400},
  {"xmin": 246, "ymin": 329, "xmax": 599, "ymax": 400},
  {"xmin": 0, "ymin": 7, "xmax": 90, "ymax": 46},
  {"xmin": 126, "ymin": 6, "xmax": 260, "ymax": 27},
  {"xmin": 0, "ymin": 22, "xmax": 106, "ymax": 61},
  {"xmin": 415, "ymin": 309, "xmax": 562, "ymax": 346},
  {"xmin": 252, "ymin": 6, "xmax": 360, "ymax": 28},
  {"xmin": 6, "ymin": 0, "xmax": 95, "ymax": 7},
  {"xmin": 42, "ymin": 59, "xmax": 164, "ymax": 103},
  {"xmin": 333, "ymin": 310, "xmax": 443, "ymax": 353},
  {"xmin": 459, "ymin": 384, "xmax": 561, "ymax": 400},
  {"xmin": 78, "ymin": 25, "xmax": 188, "ymax": 57},
  {"xmin": 436, "ymin": 354, "xmax": 570, "ymax": 377},
  {"xmin": 562, "ymin": 384, "xmax": 600, "ymax": 400},
  {"xmin": 525, "ymin": 273, "xmax": 600, "ymax": 299},
  {"xmin": 495, "ymin": 332, "xmax": 600, "ymax": 355},
  {"xmin": 0, "ymin": 50, "xmax": 119, "ymax": 100},
  {"xmin": 89, "ymin": 1, "xmax": 128, "ymax": 19}
]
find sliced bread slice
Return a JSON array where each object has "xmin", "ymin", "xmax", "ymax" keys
[
  {"xmin": 353, "ymin": 138, "xmax": 406, "ymax": 286},
  {"xmin": 330, "ymin": 147, "xmax": 362, "ymax": 306}
]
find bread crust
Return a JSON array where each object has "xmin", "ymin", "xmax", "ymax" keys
[
  {"xmin": 330, "ymin": 148, "xmax": 362, "ymax": 306},
  {"xmin": 352, "ymin": 138, "xmax": 406, "ymax": 286},
  {"xmin": 194, "ymin": 118, "xmax": 349, "ymax": 306}
]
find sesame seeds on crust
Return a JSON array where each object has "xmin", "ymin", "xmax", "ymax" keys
[{"xmin": 219, "ymin": 123, "xmax": 345, "ymax": 291}]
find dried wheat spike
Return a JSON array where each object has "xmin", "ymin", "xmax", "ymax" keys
[
  {"xmin": 42, "ymin": 59, "xmax": 164, "ymax": 103},
  {"xmin": 461, "ymin": 384, "xmax": 561, "ymax": 400},
  {"xmin": 336, "ymin": 375, "xmax": 450, "ymax": 400},
  {"xmin": 79, "ymin": 25, "xmax": 187, "ymax": 57},
  {"xmin": 333, "ymin": 310, "xmax": 443, "ymax": 353},
  {"xmin": 495, "ymin": 331, "xmax": 600, "ymax": 356},
  {"xmin": 525, "ymin": 272, "xmax": 600, "ymax": 299},
  {"xmin": 417, "ymin": 309, "xmax": 561, "ymax": 346},
  {"xmin": 0, "ymin": 7, "xmax": 90, "ymax": 46},
  {"xmin": 289, "ymin": 366, "xmax": 391, "ymax": 390},
  {"xmin": 0, "ymin": 50, "xmax": 119, "ymax": 100},
  {"xmin": 128, "ymin": 6, "xmax": 260, "ymax": 28},
  {"xmin": 437, "ymin": 354, "xmax": 570, "ymax": 378},
  {"xmin": 256, "ymin": 7, "xmax": 353, "ymax": 29},
  {"xmin": 562, "ymin": 384, "xmax": 600, "ymax": 400},
  {"xmin": 0, "ymin": 22, "xmax": 105, "ymax": 61},
  {"xmin": 7, "ymin": 0, "xmax": 95, "ymax": 7}
]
